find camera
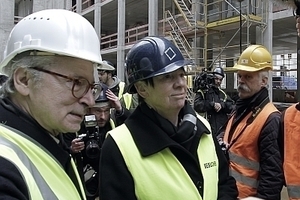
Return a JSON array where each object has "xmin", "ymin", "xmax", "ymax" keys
[
  {"xmin": 78, "ymin": 114, "xmax": 101, "ymax": 159},
  {"xmin": 193, "ymin": 69, "xmax": 215, "ymax": 92}
]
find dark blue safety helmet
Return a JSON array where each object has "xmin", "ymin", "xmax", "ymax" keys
[
  {"xmin": 213, "ymin": 67, "xmax": 225, "ymax": 78},
  {"xmin": 93, "ymin": 84, "xmax": 110, "ymax": 107},
  {"xmin": 125, "ymin": 36, "xmax": 191, "ymax": 93}
]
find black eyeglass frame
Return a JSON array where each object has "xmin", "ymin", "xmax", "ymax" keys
[{"xmin": 30, "ymin": 67, "xmax": 101, "ymax": 99}]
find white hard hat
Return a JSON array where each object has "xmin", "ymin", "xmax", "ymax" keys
[
  {"xmin": 0, "ymin": 9, "xmax": 102, "ymax": 73},
  {"xmin": 97, "ymin": 60, "xmax": 115, "ymax": 71}
]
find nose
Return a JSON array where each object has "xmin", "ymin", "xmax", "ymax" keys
[
  {"xmin": 238, "ymin": 76, "xmax": 244, "ymax": 84},
  {"xmin": 80, "ymin": 88, "xmax": 95, "ymax": 107},
  {"xmin": 99, "ymin": 111, "xmax": 105, "ymax": 118},
  {"xmin": 175, "ymin": 75, "xmax": 186, "ymax": 87}
]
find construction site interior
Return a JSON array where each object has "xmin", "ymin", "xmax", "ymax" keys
[{"xmin": 5, "ymin": 0, "xmax": 300, "ymax": 110}]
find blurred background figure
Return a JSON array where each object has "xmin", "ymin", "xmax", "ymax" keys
[
  {"xmin": 64, "ymin": 84, "xmax": 128, "ymax": 200},
  {"xmin": 193, "ymin": 67, "xmax": 235, "ymax": 135},
  {"xmin": 98, "ymin": 60, "xmax": 125, "ymax": 99}
]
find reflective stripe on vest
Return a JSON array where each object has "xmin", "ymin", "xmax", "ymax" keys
[
  {"xmin": 109, "ymin": 118, "xmax": 115, "ymax": 129},
  {"xmin": 229, "ymin": 151, "xmax": 260, "ymax": 188},
  {"xmin": 0, "ymin": 124, "xmax": 86, "ymax": 200},
  {"xmin": 122, "ymin": 93, "xmax": 133, "ymax": 110},
  {"xmin": 118, "ymin": 81, "xmax": 125, "ymax": 99},
  {"xmin": 284, "ymin": 104, "xmax": 300, "ymax": 200},
  {"xmin": 223, "ymin": 102, "xmax": 278, "ymax": 198},
  {"xmin": 109, "ymin": 121, "xmax": 218, "ymax": 200}
]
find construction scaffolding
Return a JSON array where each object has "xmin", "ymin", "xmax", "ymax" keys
[{"xmin": 163, "ymin": 0, "xmax": 269, "ymax": 75}]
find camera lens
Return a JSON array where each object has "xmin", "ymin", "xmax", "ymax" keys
[{"xmin": 85, "ymin": 139, "xmax": 100, "ymax": 159}]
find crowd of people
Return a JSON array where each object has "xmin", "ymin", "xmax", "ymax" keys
[{"xmin": 0, "ymin": 7, "xmax": 300, "ymax": 200}]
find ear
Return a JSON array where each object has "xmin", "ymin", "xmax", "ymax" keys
[
  {"xmin": 134, "ymin": 81, "xmax": 148, "ymax": 99},
  {"xmin": 13, "ymin": 68, "xmax": 31, "ymax": 96},
  {"xmin": 261, "ymin": 75, "xmax": 268, "ymax": 87}
]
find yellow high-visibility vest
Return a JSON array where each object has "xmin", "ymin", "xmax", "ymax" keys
[
  {"xmin": 0, "ymin": 124, "xmax": 86, "ymax": 200},
  {"xmin": 109, "ymin": 116, "xmax": 218, "ymax": 200}
]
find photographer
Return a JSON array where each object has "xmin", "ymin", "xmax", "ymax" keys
[
  {"xmin": 63, "ymin": 84, "xmax": 128, "ymax": 200},
  {"xmin": 193, "ymin": 67, "xmax": 234, "ymax": 135}
]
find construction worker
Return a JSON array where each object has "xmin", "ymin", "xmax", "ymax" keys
[
  {"xmin": 99, "ymin": 60, "xmax": 138, "ymax": 111},
  {"xmin": 99, "ymin": 36, "xmax": 238, "ymax": 199},
  {"xmin": 194, "ymin": 67, "xmax": 235, "ymax": 135},
  {"xmin": 281, "ymin": 102, "xmax": 300, "ymax": 200},
  {"xmin": 219, "ymin": 45, "xmax": 284, "ymax": 199},
  {"xmin": 98, "ymin": 60, "xmax": 126, "ymax": 99},
  {"xmin": 0, "ymin": 9, "xmax": 105, "ymax": 199}
]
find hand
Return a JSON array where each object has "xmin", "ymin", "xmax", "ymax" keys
[
  {"xmin": 70, "ymin": 138, "xmax": 85, "ymax": 153},
  {"xmin": 214, "ymin": 102, "xmax": 222, "ymax": 112},
  {"xmin": 106, "ymin": 89, "xmax": 122, "ymax": 112}
]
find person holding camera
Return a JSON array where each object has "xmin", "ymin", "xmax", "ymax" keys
[
  {"xmin": 193, "ymin": 67, "xmax": 235, "ymax": 135},
  {"xmin": 64, "ymin": 84, "xmax": 128, "ymax": 200}
]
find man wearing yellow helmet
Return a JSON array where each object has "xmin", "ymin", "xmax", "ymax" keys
[{"xmin": 218, "ymin": 45, "xmax": 284, "ymax": 199}]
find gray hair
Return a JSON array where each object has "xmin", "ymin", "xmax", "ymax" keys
[
  {"xmin": 0, "ymin": 54, "xmax": 56, "ymax": 98},
  {"xmin": 259, "ymin": 70, "xmax": 269, "ymax": 88}
]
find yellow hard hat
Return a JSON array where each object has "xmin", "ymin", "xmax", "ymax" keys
[{"xmin": 232, "ymin": 45, "xmax": 273, "ymax": 72}]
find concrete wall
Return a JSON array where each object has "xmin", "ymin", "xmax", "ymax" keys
[{"xmin": 0, "ymin": 0, "xmax": 14, "ymax": 64}]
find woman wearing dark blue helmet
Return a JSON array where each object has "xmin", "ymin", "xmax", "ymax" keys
[{"xmin": 99, "ymin": 36, "xmax": 238, "ymax": 200}]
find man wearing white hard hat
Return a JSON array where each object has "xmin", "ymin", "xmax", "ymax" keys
[
  {"xmin": 218, "ymin": 45, "xmax": 284, "ymax": 199},
  {"xmin": 0, "ymin": 9, "xmax": 105, "ymax": 199},
  {"xmin": 97, "ymin": 60, "xmax": 126, "ymax": 99}
]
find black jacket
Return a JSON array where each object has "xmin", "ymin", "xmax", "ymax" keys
[
  {"xmin": 99, "ymin": 102, "xmax": 238, "ymax": 200},
  {"xmin": 194, "ymin": 86, "xmax": 234, "ymax": 135},
  {"xmin": 63, "ymin": 109, "xmax": 129, "ymax": 171},
  {"xmin": 0, "ymin": 98, "xmax": 83, "ymax": 200},
  {"xmin": 222, "ymin": 88, "xmax": 284, "ymax": 200}
]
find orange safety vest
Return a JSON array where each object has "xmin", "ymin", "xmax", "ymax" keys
[
  {"xmin": 223, "ymin": 102, "xmax": 278, "ymax": 198},
  {"xmin": 283, "ymin": 104, "xmax": 300, "ymax": 200}
]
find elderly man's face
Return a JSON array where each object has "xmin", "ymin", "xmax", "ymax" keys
[
  {"xmin": 26, "ymin": 56, "xmax": 95, "ymax": 135},
  {"xmin": 237, "ymin": 70, "xmax": 267, "ymax": 99}
]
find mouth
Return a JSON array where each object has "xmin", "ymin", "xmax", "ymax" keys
[
  {"xmin": 70, "ymin": 112, "xmax": 84, "ymax": 121},
  {"xmin": 172, "ymin": 92, "xmax": 186, "ymax": 97}
]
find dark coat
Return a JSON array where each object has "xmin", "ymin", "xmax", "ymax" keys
[
  {"xmin": 223, "ymin": 88, "xmax": 284, "ymax": 200},
  {"xmin": 194, "ymin": 86, "xmax": 234, "ymax": 135},
  {"xmin": 0, "ymin": 98, "xmax": 83, "ymax": 200},
  {"xmin": 99, "ymin": 102, "xmax": 238, "ymax": 200}
]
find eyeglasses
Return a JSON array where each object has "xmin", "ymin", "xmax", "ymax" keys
[{"xmin": 31, "ymin": 67, "xmax": 102, "ymax": 100}]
